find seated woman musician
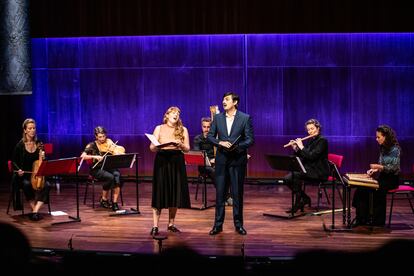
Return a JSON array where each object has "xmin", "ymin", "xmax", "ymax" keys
[
  {"xmin": 284, "ymin": 118, "xmax": 330, "ymax": 213},
  {"xmin": 352, "ymin": 125, "xmax": 401, "ymax": 227},
  {"xmin": 12, "ymin": 118, "xmax": 51, "ymax": 221},
  {"xmin": 80, "ymin": 126, "xmax": 125, "ymax": 211}
]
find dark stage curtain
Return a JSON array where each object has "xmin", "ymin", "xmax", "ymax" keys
[
  {"xmin": 30, "ymin": 0, "xmax": 413, "ymax": 38},
  {"xmin": 0, "ymin": 0, "xmax": 32, "ymax": 95}
]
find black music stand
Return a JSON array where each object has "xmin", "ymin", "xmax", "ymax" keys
[
  {"xmin": 184, "ymin": 150, "xmax": 215, "ymax": 210},
  {"xmin": 322, "ymin": 161, "xmax": 351, "ymax": 232},
  {"xmin": 263, "ymin": 154, "xmax": 307, "ymax": 219},
  {"xmin": 100, "ymin": 153, "xmax": 140, "ymax": 217},
  {"xmin": 36, "ymin": 157, "xmax": 82, "ymax": 225}
]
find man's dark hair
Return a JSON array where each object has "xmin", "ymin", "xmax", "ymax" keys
[{"xmin": 223, "ymin": 92, "xmax": 239, "ymax": 109}]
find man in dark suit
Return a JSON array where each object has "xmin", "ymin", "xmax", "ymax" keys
[{"xmin": 207, "ymin": 92, "xmax": 254, "ymax": 235}]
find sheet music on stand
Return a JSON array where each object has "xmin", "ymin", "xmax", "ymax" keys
[
  {"xmin": 100, "ymin": 153, "xmax": 141, "ymax": 217},
  {"xmin": 101, "ymin": 153, "xmax": 136, "ymax": 171},
  {"xmin": 263, "ymin": 154, "xmax": 308, "ymax": 219}
]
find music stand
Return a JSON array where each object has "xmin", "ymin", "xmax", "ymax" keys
[
  {"xmin": 321, "ymin": 161, "xmax": 351, "ymax": 232},
  {"xmin": 263, "ymin": 154, "xmax": 308, "ymax": 219},
  {"xmin": 184, "ymin": 150, "xmax": 215, "ymax": 210},
  {"xmin": 36, "ymin": 157, "xmax": 81, "ymax": 225},
  {"xmin": 100, "ymin": 153, "xmax": 140, "ymax": 217}
]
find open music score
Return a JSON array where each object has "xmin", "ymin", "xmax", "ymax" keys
[
  {"xmin": 145, "ymin": 133, "xmax": 177, "ymax": 148},
  {"xmin": 343, "ymin": 173, "xmax": 379, "ymax": 189}
]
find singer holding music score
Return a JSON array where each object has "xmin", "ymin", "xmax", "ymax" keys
[
  {"xmin": 80, "ymin": 126, "xmax": 124, "ymax": 211},
  {"xmin": 352, "ymin": 125, "xmax": 401, "ymax": 227},
  {"xmin": 208, "ymin": 92, "xmax": 254, "ymax": 236},
  {"xmin": 149, "ymin": 106, "xmax": 191, "ymax": 236},
  {"xmin": 284, "ymin": 119, "xmax": 330, "ymax": 214},
  {"xmin": 12, "ymin": 118, "xmax": 51, "ymax": 221}
]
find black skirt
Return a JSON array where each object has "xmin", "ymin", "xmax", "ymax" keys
[{"xmin": 151, "ymin": 150, "xmax": 190, "ymax": 209}]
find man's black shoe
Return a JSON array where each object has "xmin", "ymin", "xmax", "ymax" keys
[
  {"xmin": 235, "ymin": 226, "xmax": 247, "ymax": 235},
  {"xmin": 209, "ymin": 226, "xmax": 223, "ymax": 235}
]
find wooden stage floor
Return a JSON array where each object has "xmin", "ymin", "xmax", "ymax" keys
[{"xmin": 1, "ymin": 180, "xmax": 414, "ymax": 258}]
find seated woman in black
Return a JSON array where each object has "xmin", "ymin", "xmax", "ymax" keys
[
  {"xmin": 12, "ymin": 118, "xmax": 50, "ymax": 221},
  {"xmin": 352, "ymin": 125, "xmax": 401, "ymax": 227},
  {"xmin": 284, "ymin": 118, "xmax": 330, "ymax": 213}
]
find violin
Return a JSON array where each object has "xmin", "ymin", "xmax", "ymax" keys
[
  {"xmin": 92, "ymin": 138, "xmax": 125, "ymax": 169},
  {"xmin": 31, "ymin": 142, "xmax": 45, "ymax": 191},
  {"xmin": 96, "ymin": 138, "xmax": 125, "ymax": 155}
]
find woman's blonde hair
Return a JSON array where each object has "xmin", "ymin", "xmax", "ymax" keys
[
  {"xmin": 22, "ymin": 118, "xmax": 37, "ymax": 142},
  {"xmin": 163, "ymin": 106, "xmax": 184, "ymax": 142}
]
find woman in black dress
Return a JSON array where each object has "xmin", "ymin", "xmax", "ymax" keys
[
  {"xmin": 12, "ymin": 118, "xmax": 50, "ymax": 221},
  {"xmin": 149, "ymin": 106, "xmax": 191, "ymax": 236}
]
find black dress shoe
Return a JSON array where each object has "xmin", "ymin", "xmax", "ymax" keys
[
  {"xmin": 302, "ymin": 195, "xmax": 311, "ymax": 208},
  {"xmin": 351, "ymin": 218, "xmax": 367, "ymax": 228},
  {"xmin": 99, "ymin": 197, "xmax": 111, "ymax": 209},
  {"xmin": 235, "ymin": 226, "xmax": 247, "ymax": 235},
  {"xmin": 209, "ymin": 226, "xmax": 223, "ymax": 235},
  {"xmin": 29, "ymin": 213, "xmax": 43, "ymax": 221},
  {"xmin": 150, "ymin": 227, "xmax": 159, "ymax": 236},
  {"xmin": 111, "ymin": 202, "xmax": 119, "ymax": 211},
  {"xmin": 167, "ymin": 225, "xmax": 181, "ymax": 233}
]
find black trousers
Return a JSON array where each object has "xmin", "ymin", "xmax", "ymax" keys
[
  {"xmin": 21, "ymin": 178, "xmax": 51, "ymax": 203},
  {"xmin": 352, "ymin": 188, "xmax": 388, "ymax": 225},
  {"xmin": 283, "ymin": 171, "xmax": 314, "ymax": 200},
  {"xmin": 213, "ymin": 164, "xmax": 246, "ymax": 228},
  {"xmin": 352, "ymin": 173, "xmax": 399, "ymax": 226},
  {"xmin": 91, "ymin": 169, "xmax": 121, "ymax": 191}
]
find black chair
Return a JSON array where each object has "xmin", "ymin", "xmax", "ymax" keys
[{"xmin": 304, "ymin": 153, "xmax": 344, "ymax": 211}]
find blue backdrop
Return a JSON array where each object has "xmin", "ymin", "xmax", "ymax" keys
[{"xmin": 27, "ymin": 33, "xmax": 414, "ymax": 177}]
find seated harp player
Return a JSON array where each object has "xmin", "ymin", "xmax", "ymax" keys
[{"xmin": 80, "ymin": 126, "xmax": 125, "ymax": 211}]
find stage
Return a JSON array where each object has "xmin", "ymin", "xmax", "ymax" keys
[{"xmin": 1, "ymin": 179, "xmax": 413, "ymax": 258}]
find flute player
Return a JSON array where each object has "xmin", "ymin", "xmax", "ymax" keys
[{"xmin": 283, "ymin": 119, "xmax": 330, "ymax": 213}]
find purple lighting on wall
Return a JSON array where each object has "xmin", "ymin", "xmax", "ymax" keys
[{"xmin": 27, "ymin": 33, "xmax": 414, "ymax": 177}]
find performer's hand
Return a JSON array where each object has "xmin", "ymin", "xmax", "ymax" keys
[
  {"xmin": 367, "ymin": 168, "xmax": 378, "ymax": 176},
  {"xmin": 295, "ymin": 138, "xmax": 304, "ymax": 150},
  {"xmin": 95, "ymin": 156, "xmax": 103, "ymax": 162},
  {"xmin": 17, "ymin": 169, "xmax": 24, "ymax": 177},
  {"xmin": 370, "ymin": 164, "xmax": 383, "ymax": 171},
  {"xmin": 219, "ymin": 141, "xmax": 232, "ymax": 149},
  {"xmin": 210, "ymin": 158, "xmax": 215, "ymax": 164},
  {"xmin": 174, "ymin": 140, "xmax": 182, "ymax": 148},
  {"xmin": 289, "ymin": 140, "xmax": 298, "ymax": 151}
]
